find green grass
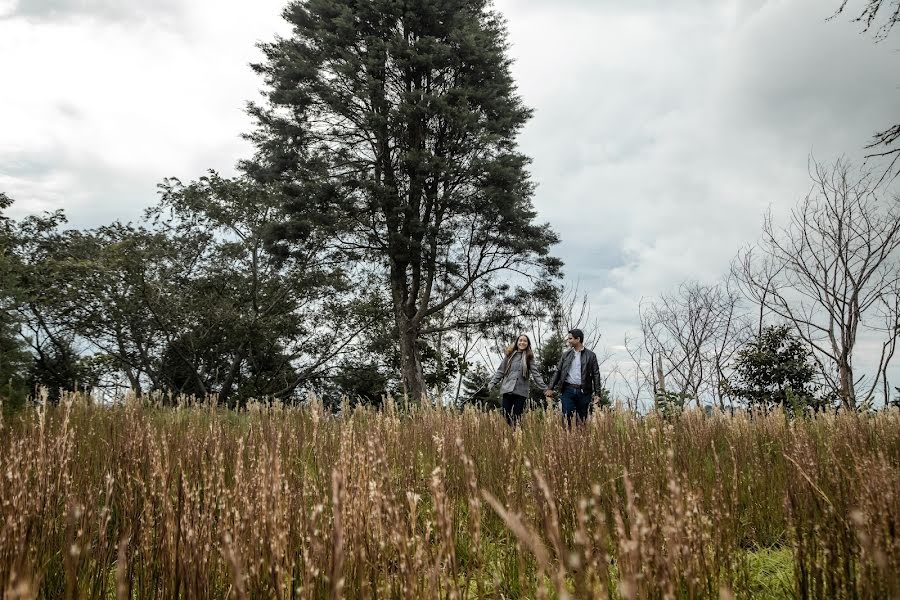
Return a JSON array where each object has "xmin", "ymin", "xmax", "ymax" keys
[{"xmin": 741, "ymin": 547, "xmax": 795, "ymax": 599}]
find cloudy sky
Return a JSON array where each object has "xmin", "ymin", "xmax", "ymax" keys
[{"xmin": 2, "ymin": 0, "xmax": 899, "ymax": 397}]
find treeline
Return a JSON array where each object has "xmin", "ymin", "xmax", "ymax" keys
[
  {"xmin": 0, "ymin": 178, "xmax": 569, "ymax": 408},
  {"xmin": 623, "ymin": 160, "xmax": 900, "ymax": 414},
  {"xmin": 6, "ymin": 160, "xmax": 890, "ymax": 414},
  {"xmin": 2, "ymin": 0, "xmax": 900, "ymax": 412},
  {"xmin": 613, "ymin": 0, "xmax": 900, "ymax": 414},
  {"xmin": 603, "ymin": 0, "xmax": 900, "ymax": 415}
]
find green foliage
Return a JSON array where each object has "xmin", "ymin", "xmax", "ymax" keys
[
  {"xmin": 325, "ymin": 296, "xmax": 464, "ymax": 405},
  {"xmin": 725, "ymin": 325, "xmax": 827, "ymax": 413},
  {"xmin": 595, "ymin": 385, "xmax": 612, "ymax": 408},
  {"xmin": 536, "ymin": 331, "xmax": 564, "ymax": 380},
  {"xmin": 26, "ymin": 338, "xmax": 103, "ymax": 402},
  {"xmin": 0, "ymin": 332, "xmax": 28, "ymax": 408},
  {"xmin": 1, "ymin": 177, "xmax": 369, "ymax": 405},
  {"xmin": 147, "ymin": 174, "xmax": 359, "ymax": 404},
  {"xmin": 329, "ymin": 364, "xmax": 392, "ymax": 409},
  {"xmin": 2, "ymin": 205, "xmax": 116, "ymax": 401},
  {"xmin": 527, "ymin": 332, "xmax": 564, "ymax": 406},
  {"xmin": 655, "ymin": 389, "xmax": 692, "ymax": 419},
  {"xmin": 0, "ymin": 194, "xmax": 28, "ymax": 406}
]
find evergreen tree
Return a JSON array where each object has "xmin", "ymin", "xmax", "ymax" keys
[
  {"xmin": 245, "ymin": 0, "xmax": 561, "ymax": 402},
  {"xmin": 529, "ymin": 331, "xmax": 563, "ymax": 406},
  {"xmin": 458, "ymin": 363, "xmax": 497, "ymax": 409},
  {"xmin": 724, "ymin": 325, "xmax": 825, "ymax": 412}
]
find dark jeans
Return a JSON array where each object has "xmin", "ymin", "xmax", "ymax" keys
[
  {"xmin": 561, "ymin": 387, "xmax": 592, "ymax": 425},
  {"xmin": 501, "ymin": 392, "xmax": 527, "ymax": 427}
]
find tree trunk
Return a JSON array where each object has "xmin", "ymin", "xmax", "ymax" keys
[
  {"xmin": 838, "ymin": 357, "xmax": 856, "ymax": 410},
  {"xmin": 125, "ymin": 369, "xmax": 142, "ymax": 398},
  {"xmin": 656, "ymin": 354, "xmax": 666, "ymax": 396},
  {"xmin": 396, "ymin": 313, "xmax": 425, "ymax": 404},
  {"xmin": 219, "ymin": 344, "xmax": 247, "ymax": 408}
]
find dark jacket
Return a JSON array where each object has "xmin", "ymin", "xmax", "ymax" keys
[{"xmin": 549, "ymin": 347, "xmax": 602, "ymax": 395}]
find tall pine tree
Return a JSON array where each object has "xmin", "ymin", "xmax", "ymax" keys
[{"xmin": 245, "ymin": 0, "xmax": 561, "ymax": 402}]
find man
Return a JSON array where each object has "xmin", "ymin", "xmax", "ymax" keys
[{"xmin": 548, "ymin": 328, "xmax": 603, "ymax": 424}]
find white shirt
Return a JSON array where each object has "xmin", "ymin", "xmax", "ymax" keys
[{"xmin": 566, "ymin": 349, "xmax": 582, "ymax": 385}]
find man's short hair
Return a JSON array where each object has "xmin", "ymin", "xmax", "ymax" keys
[{"xmin": 568, "ymin": 328, "xmax": 584, "ymax": 344}]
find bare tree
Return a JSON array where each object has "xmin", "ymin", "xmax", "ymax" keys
[
  {"xmin": 546, "ymin": 280, "xmax": 605, "ymax": 350},
  {"xmin": 834, "ymin": 0, "xmax": 899, "ymax": 41},
  {"xmin": 734, "ymin": 159, "xmax": 900, "ymax": 408},
  {"xmin": 872, "ymin": 290, "xmax": 900, "ymax": 404},
  {"xmin": 537, "ymin": 280, "xmax": 613, "ymax": 385},
  {"xmin": 639, "ymin": 280, "xmax": 752, "ymax": 410},
  {"xmin": 478, "ymin": 279, "xmax": 609, "ymax": 364},
  {"xmin": 477, "ymin": 279, "xmax": 600, "ymax": 342},
  {"xmin": 616, "ymin": 334, "xmax": 656, "ymax": 412},
  {"xmin": 833, "ymin": 1, "xmax": 900, "ymax": 181}
]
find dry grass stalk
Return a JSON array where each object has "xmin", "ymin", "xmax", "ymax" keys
[{"xmin": 0, "ymin": 395, "xmax": 896, "ymax": 598}]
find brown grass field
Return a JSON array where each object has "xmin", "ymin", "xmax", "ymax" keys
[{"xmin": 0, "ymin": 395, "xmax": 897, "ymax": 599}]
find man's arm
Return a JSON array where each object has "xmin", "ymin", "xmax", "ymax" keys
[
  {"xmin": 548, "ymin": 354, "xmax": 564, "ymax": 391},
  {"xmin": 590, "ymin": 351, "xmax": 602, "ymax": 397}
]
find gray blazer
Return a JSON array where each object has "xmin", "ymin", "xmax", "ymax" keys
[{"xmin": 488, "ymin": 351, "xmax": 548, "ymax": 398}]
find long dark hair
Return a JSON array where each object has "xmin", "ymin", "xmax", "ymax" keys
[{"xmin": 505, "ymin": 334, "xmax": 535, "ymax": 367}]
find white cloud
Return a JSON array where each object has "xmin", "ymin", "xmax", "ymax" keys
[
  {"xmin": 493, "ymin": 0, "xmax": 898, "ymax": 326},
  {"xmin": 3, "ymin": 0, "xmax": 182, "ymax": 24},
  {"xmin": 0, "ymin": 0, "xmax": 288, "ymax": 226}
]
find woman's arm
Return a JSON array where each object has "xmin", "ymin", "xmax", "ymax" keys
[
  {"xmin": 487, "ymin": 355, "xmax": 508, "ymax": 390},
  {"xmin": 530, "ymin": 362, "xmax": 548, "ymax": 391}
]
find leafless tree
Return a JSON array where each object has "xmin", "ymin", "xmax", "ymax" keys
[
  {"xmin": 640, "ymin": 280, "xmax": 753, "ymax": 410},
  {"xmin": 477, "ymin": 279, "xmax": 608, "ymax": 359},
  {"xmin": 872, "ymin": 290, "xmax": 900, "ymax": 404},
  {"xmin": 544, "ymin": 280, "xmax": 604, "ymax": 349},
  {"xmin": 734, "ymin": 159, "xmax": 900, "ymax": 408},
  {"xmin": 834, "ymin": 0, "xmax": 899, "ymax": 41},
  {"xmin": 833, "ymin": 1, "xmax": 900, "ymax": 181},
  {"xmin": 616, "ymin": 334, "xmax": 656, "ymax": 412}
]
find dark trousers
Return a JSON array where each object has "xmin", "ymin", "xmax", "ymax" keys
[
  {"xmin": 501, "ymin": 392, "xmax": 527, "ymax": 427},
  {"xmin": 561, "ymin": 387, "xmax": 592, "ymax": 425}
]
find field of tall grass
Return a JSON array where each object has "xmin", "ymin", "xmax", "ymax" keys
[{"xmin": 0, "ymin": 394, "xmax": 897, "ymax": 599}]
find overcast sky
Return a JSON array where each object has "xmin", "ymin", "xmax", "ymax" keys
[{"xmin": 2, "ymin": 0, "xmax": 899, "ymax": 398}]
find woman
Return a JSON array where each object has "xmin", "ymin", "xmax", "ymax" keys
[{"xmin": 488, "ymin": 334, "xmax": 551, "ymax": 426}]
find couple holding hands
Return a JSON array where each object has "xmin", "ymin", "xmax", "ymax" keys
[{"xmin": 488, "ymin": 328, "xmax": 604, "ymax": 426}]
